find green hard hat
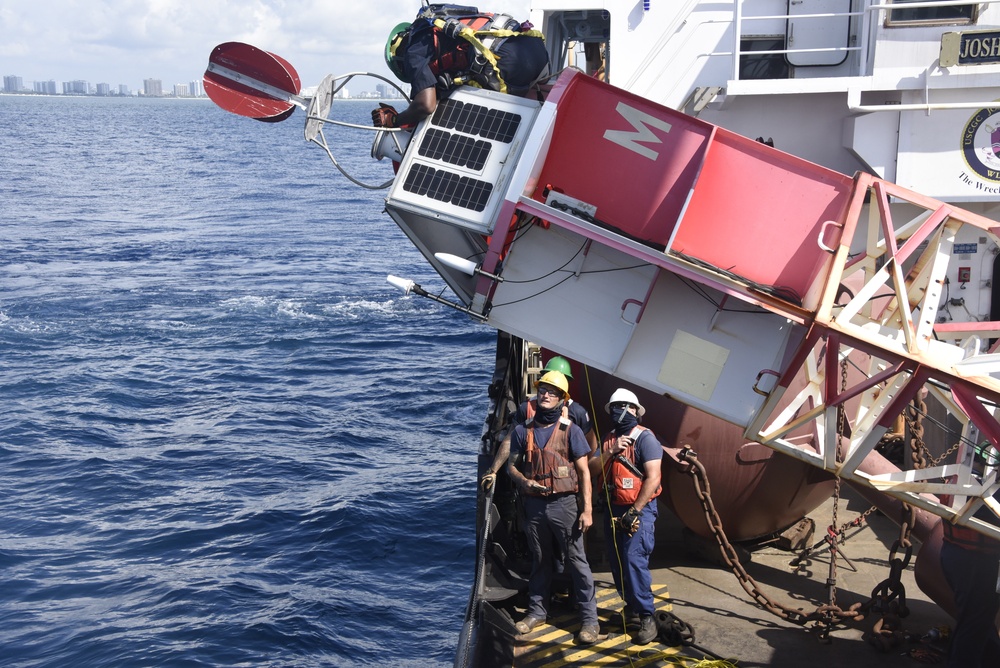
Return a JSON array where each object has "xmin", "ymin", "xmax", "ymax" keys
[
  {"xmin": 385, "ymin": 22, "xmax": 412, "ymax": 82},
  {"xmin": 543, "ymin": 356, "xmax": 573, "ymax": 379}
]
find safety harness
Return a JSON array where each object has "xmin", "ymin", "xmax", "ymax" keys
[
  {"xmin": 599, "ymin": 426, "xmax": 662, "ymax": 506},
  {"xmin": 411, "ymin": 4, "xmax": 545, "ymax": 94}
]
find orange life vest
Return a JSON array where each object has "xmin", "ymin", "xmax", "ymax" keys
[
  {"xmin": 942, "ymin": 520, "xmax": 1000, "ymax": 554},
  {"xmin": 599, "ymin": 426, "xmax": 661, "ymax": 506},
  {"xmin": 521, "ymin": 419, "xmax": 579, "ymax": 496}
]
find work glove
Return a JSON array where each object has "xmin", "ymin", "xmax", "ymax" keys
[
  {"xmin": 480, "ymin": 471, "xmax": 496, "ymax": 492},
  {"xmin": 443, "ymin": 18, "xmax": 464, "ymax": 40},
  {"xmin": 616, "ymin": 507, "xmax": 640, "ymax": 536},
  {"xmin": 371, "ymin": 103, "xmax": 398, "ymax": 128}
]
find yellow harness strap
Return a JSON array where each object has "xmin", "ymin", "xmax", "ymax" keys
[{"xmin": 432, "ymin": 18, "xmax": 545, "ymax": 94}]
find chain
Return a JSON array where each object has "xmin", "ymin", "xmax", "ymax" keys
[
  {"xmin": 681, "ymin": 450, "xmax": 865, "ymax": 631},
  {"xmin": 679, "ymin": 368, "xmax": 931, "ymax": 642},
  {"xmin": 906, "ymin": 398, "xmax": 928, "ymax": 469},
  {"xmin": 679, "ymin": 379, "xmax": 959, "ymax": 644},
  {"xmin": 904, "ymin": 397, "xmax": 962, "ymax": 468},
  {"xmin": 860, "ymin": 397, "xmax": 926, "ymax": 651},
  {"xmin": 791, "ymin": 504, "xmax": 878, "ymax": 574},
  {"xmin": 817, "ymin": 359, "xmax": 851, "ymax": 640}
]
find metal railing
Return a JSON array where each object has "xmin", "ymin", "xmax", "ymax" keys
[{"xmin": 725, "ymin": 0, "xmax": 997, "ymax": 82}]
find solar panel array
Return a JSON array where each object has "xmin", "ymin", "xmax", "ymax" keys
[
  {"xmin": 399, "ymin": 98, "xmax": 523, "ymax": 214},
  {"xmin": 388, "ymin": 88, "xmax": 538, "ymax": 234}
]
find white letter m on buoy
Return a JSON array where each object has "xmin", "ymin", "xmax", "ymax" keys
[{"xmin": 603, "ymin": 102, "xmax": 673, "ymax": 161}]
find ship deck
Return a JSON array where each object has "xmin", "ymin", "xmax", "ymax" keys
[{"xmin": 510, "ymin": 486, "xmax": 953, "ymax": 667}]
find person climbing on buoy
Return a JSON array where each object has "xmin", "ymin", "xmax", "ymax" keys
[{"xmin": 372, "ymin": 3, "xmax": 549, "ymax": 129}]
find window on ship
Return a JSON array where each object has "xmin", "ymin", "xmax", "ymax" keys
[
  {"xmin": 739, "ymin": 37, "xmax": 791, "ymax": 80},
  {"xmin": 546, "ymin": 10, "xmax": 611, "ymax": 81},
  {"xmin": 886, "ymin": 0, "xmax": 976, "ymax": 26}
]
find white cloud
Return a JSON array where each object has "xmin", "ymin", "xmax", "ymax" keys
[{"xmin": 0, "ymin": 0, "xmax": 533, "ymax": 89}]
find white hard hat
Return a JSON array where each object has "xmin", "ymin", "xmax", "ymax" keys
[{"xmin": 605, "ymin": 388, "xmax": 645, "ymax": 417}]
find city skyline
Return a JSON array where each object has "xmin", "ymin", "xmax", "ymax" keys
[
  {"xmin": 2, "ymin": 74, "xmax": 206, "ymax": 97},
  {"xmin": 1, "ymin": 73, "xmax": 405, "ymax": 100},
  {"xmin": 0, "ymin": 1, "xmax": 532, "ymax": 95}
]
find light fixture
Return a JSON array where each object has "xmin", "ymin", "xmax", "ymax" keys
[
  {"xmin": 387, "ymin": 275, "xmax": 416, "ymax": 295},
  {"xmin": 434, "ymin": 252, "xmax": 504, "ymax": 282},
  {"xmin": 386, "ymin": 275, "xmax": 488, "ymax": 321}
]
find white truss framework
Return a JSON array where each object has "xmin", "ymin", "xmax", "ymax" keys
[{"xmin": 746, "ymin": 175, "xmax": 1000, "ymax": 540}]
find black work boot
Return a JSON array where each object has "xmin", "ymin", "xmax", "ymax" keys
[{"xmin": 633, "ymin": 614, "xmax": 657, "ymax": 645}]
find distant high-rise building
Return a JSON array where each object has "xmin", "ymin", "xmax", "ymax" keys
[
  {"xmin": 34, "ymin": 80, "xmax": 57, "ymax": 95},
  {"xmin": 3, "ymin": 75, "xmax": 24, "ymax": 93},
  {"xmin": 118, "ymin": 84, "xmax": 131, "ymax": 96},
  {"xmin": 96, "ymin": 83, "xmax": 111, "ymax": 96},
  {"xmin": 173, "ymin": 83, "xmax": 190, "ymax": 97},
  {"xmin": 189, "ymin": 80, "xmax": 203, "ymax": 97},
  {"xmin": 143, "ymin": 78, "xmax": 163, "ymax": 97},
  {"xmin": 63, "ymin": 80, "xmax": 89, "ymax": 95}
]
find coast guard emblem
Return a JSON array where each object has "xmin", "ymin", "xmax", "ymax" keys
[{"xmin": 961, "ymin": 106, "xmax": 1000, "ymax": 183}]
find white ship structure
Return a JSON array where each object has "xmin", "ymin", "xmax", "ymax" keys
[{"xmin": 203, "ymin": 1, "xmax": 1000, "ymax": 662}]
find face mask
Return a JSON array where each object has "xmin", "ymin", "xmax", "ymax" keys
[
  {"xmin": 534, "ymin": 401, "xmax": 563, "ymax": 425},
  {"xmin": 611, "ymin": 406, "xmax": 638, "ymax": 433}
]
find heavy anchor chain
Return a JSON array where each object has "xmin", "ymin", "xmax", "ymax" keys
[
  {"xmin": 679, "ymin": 448, "xmax": 866, "ymax": 633},
  {"xmin": 859, "ymin": 504, "xmax": 913, "ymax": 651},
  {"xmin": 858, "ymin": 397, "xmax": 949, "ymax": 653},
  {"xmin": 679, "ymin": 367, "xmax": 936, "ymax": 645}
]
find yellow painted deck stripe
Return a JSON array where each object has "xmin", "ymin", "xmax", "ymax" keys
[{"xmin": 515, "ymin": 585, "xmax": 677, "ymax": 668}]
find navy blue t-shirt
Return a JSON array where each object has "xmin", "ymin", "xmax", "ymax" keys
[{"xmin": 630, "ymin": 429, "xmax": 663, "ymax": 471}]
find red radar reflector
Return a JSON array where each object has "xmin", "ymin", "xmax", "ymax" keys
[{"xmin": 203, "ymin": 42, "xmax": 302, "ymax": 121}]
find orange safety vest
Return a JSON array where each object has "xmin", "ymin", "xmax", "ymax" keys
[
  {"xmin": 599, "ymin": 426, "xmax": 661, "ymax": 506},
  {"xmin": 521, "ymin": 419, "xmax": 579, "ymax": 496},
  {"xmin": 942, "ymin": 521, "xmax": 1000, "ymax": 555}
]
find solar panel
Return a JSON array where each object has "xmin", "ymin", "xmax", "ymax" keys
[
  {"xmin": 418, "ymin": 128, "xmax": 491, "ymax": 171},
  {"xmin": 431, "ymin": 100, "xmax": 522, "ymax": 144},
  {"xmin": 387, "ymin": 87, "xmax": 540, "ymax": 234},
  {"xmin": 402, "ymin": 163, "xmax": 494, "ymax": 212}
]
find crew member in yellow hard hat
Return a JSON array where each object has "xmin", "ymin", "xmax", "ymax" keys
[
  {"xmin": 372, "ymin": 5, "xmax": 549, "ymax": 129},
  {"xmin": 481, "ymin": 356, "xmax": 597, "ymax": 491},
  {"xmin": 506, "ymin": 370, "xmax": 600, "ymax": 645},
  {"xmin": 590, "ymin": 388, "xmax": 662, "ymax": 645}
]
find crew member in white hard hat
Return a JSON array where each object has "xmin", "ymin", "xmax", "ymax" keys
[
  {"xmin": 590, "ymin": 388, "xmax": 662, "ymax": 645},
  {"xmin": 507, "ymin": 370, "xmax": 600, "ymax": 645}
]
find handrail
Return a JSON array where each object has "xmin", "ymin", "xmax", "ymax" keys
[{"xmin": 729, "ymin": 0, "xmax": 1000, "ymax": 83}]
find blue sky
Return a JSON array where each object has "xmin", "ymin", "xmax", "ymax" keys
[{"xmin": 0, "ymin": 0, "xmax": 532, "ymax": 91}]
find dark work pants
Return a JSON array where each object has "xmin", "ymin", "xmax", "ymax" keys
[
  {"xmin": 522, "ymin": 494, "xmax": 598, "ymax": 626},
  {"xmin": 606, "ymin": 503, "xmax": 658, "ymax": 616},
  {"xmin": 940, "ymin": 540, "xmax": 1000, "ymax": 668}
]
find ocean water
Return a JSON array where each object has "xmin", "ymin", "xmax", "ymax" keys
[{"xmin": 0, "ymin": 94, "xmax": 494, "ymax": 667}]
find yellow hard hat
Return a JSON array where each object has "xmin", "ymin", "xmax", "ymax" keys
[{"xmin": 535, "ymin": 370, "xmax": 569, "ymax": 397}]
